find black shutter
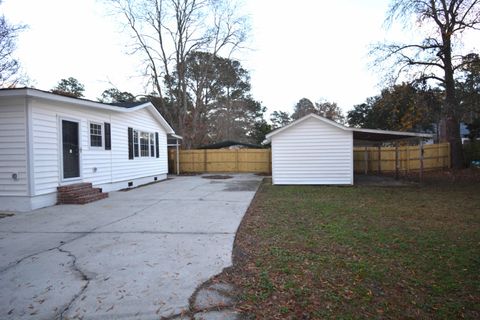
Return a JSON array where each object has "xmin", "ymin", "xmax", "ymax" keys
[
  {"xmin": 104, "ymin": 123, "xmax": 111, "ymax": 150},
  {"xmin": 128, "ymin": 127, "xmax": 134, "ymax": 159},
  {"xmin": 155, "ymin": 132, "xmax": 159, "ymax": 158}
]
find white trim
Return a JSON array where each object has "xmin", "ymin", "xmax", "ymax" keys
[
  {"xmin": 133, "ymin": 128, "xmax": 157, "ymax": 158},
  {"xmin": 350, "ymin": 132, "xmax": 354, "ymax": 185},
  {"xmin": 265, "ymin": 113, "xmax": 433, "ymax": 142},
  {"xmin": 25, "ymin": 96, "xmax": 35, "ymax": 196},
  {"xmin": 170, "ymin": 134, "xmax": 183, "ymax": 139},
  {"xmin": 266, "ymin": 114, "xmax": 346, "ymax": 140},
  {"xmin": 58, "ymin": 116, "xmax": 82, "ymax": 182}
]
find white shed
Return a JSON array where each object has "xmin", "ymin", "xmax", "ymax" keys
[
  {"xmin": 0, "ymin": 88, "xmax": 176, "ymax": 211},
  {"xmin": 265, "ymin": 114, "xmax": 432, "ymax": 185}
]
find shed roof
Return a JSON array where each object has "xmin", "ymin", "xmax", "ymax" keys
[
  {"xmin": 265, "ymin": 113, "xmax": 432, "ymax": 142},
  {"xmin": 0, "ymin": 87, "xmax": 175, "ymax": 134}
]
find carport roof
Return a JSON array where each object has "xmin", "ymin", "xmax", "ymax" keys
[
  {"xmin": 265, "ymin": 113, "xmax": 432, "ymax": 143},
  {"xmin": 352, "ymin": 127, "xmax": 432, "ymax": 141}
]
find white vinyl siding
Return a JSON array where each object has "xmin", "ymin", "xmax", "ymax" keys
[
  {"xmin": 271, "ymin": 117, "xmax": 353, "ymax": 185},
  {"xmin": 0, "ymin": 98, "xmax": 28, "ymax": 196},
  {"xmin": 29, "ymin": 100, "xmax": 168, "ymax": 196}
]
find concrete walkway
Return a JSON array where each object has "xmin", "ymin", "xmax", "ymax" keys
[{"xmin": 0, "ymin": 174, "xmax": 262, "ymax": 319}]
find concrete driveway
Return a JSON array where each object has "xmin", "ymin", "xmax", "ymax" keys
[{"xmin": 0, "ymin": 174, "xmax": 262, "ymax": 319}]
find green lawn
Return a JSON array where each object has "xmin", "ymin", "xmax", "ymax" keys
[{"xmin": 220, "ymin": 177, "xmax": 480, "ymax": 319}]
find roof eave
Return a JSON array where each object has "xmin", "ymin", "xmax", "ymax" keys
[
  {"xmin": 265, "ymin": 113, "xmax": 348, "ymax": 141},
  {"xmin": 0, "ymin": 88, "xmax": 177, "ymax": 135}
]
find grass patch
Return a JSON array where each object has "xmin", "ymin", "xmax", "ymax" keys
[{"xmin": 218, "ymin": 177, "xmax": 480, "ymax": 319}]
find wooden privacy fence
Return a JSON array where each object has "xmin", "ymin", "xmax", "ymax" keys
[
  {"xmin": 353, "ymin": 143, "xmax": 450, "ymax": 173},
  {"xmin": 169, "ymin": 143, "xmax": 450, "ymax": 174},
  {"xmin": 169, "ymin": 148, "xmax": 271, "ymax": 173}
]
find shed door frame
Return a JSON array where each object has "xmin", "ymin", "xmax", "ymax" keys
[{"xmin": 59, "ymin": 117, "xmax": 82, "ymax": 182}]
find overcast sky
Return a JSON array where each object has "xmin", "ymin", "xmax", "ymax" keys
[{"xmin": 2, "ymin": 0, "xmax": 479, "ymax": 116}]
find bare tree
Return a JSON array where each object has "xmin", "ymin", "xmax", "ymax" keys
[
  {"xmin": 270, "ymin": 110, "xmax": 291, "ymax": 129},
  {"xmin": 373, "ymin": 0, "xmax": 480, "ymax": 168},
  {"xmin": 0, "ymin": 2, "xmax": 26, "ymax": 87},
  {"xmin": 291, "ymin": 98, "xmax": 344, "ymax": 124},
  {"xmin": 107, "ymin": 0, "xmax": 248, "ymax": 147},
  {"xmin": 315, "ymin": 100, "xmax": 345, "ymax": 124}
]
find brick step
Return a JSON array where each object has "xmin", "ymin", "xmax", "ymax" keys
[
  {"xmin": 57, "ymin": 183, "xmax": 93, "ymax": 193},
  {"xmin": 57, "ymin": 183, "xmax": 108, "ymax": 205},
  {"xmin": 58, "ymin": 188, "xmax": 103, "ymax": 198},
  {"xmin": 61, "ymin": 192, "xmax": 109, "ymax": 205}
]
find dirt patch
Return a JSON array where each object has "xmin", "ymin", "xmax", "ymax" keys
[
  {"xmin": 202, "ymin": 175, "xmax": 233, "ymax": 180},
  {"xmin": 254, "ymin": 172, "xmax": 271, "ymax": 176},
  {"xmin": 223, "ymin": 180, "xmax": 260, "ymax": 191},
  {"xmin": 355, "ymin": 174, "xmax": 417, "ymax": 187},
  {"xmin": 385, "ymin": 168, "xmax": 480, "ymax": 185}
]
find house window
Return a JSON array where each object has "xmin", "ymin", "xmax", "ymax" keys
[
  {"xmin": 90, "ymin": 123, "xmax": 103, "ymax": 147},
  {"xmin": 131, "ymin": 129, "xmax": 156, "ymax": 158},
  {"xmin": 140, "ymin": 132, "xmax": 150, "ymax": 156},
  {"xmin": 150, "ymin": 133, "xmax": 155, "ymax": 157}
]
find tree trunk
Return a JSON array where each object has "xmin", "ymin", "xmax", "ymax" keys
[
  {"xmin": 440, "ymin": 34, "xmax": 465, "ymax": 169},
  {"xmin": 443, "ymin": 116, "xmax": 464, "ymax": 168}
]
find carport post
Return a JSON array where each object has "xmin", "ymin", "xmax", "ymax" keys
[
  {"xmin": 176, "ymin": 139, "xmax": 180, "ymax": 175},
  {"xmin": 419, "ymin": 138, "xmax": 424, "ymax": 183}
]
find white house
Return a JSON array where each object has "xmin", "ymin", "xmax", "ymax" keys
[
  {"xmin": 0, "ymin": 88, "xmax": 176, "ymax": 212},
  {"xmin": 265, "ymin": 114, "xmax": 432, "ymax": 185}
]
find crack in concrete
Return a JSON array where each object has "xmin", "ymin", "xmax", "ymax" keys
[
  {"xmin": 0, "ymin": 198, "xmax": 164, "ymax": 274},
  {"xmin": 0, "ymin": 200, "xmax": 168, "ymax": 273},
  {"xmin": 56, "ymin": 247, "xmax": 91, "ymax": 320},
  {"xmin": 1, "ymin": 199, "xmax": 174, "ymax": 318},
  {"xmin": 0, "ymin": 232, "xmax": 89, "ymax": 274},
  {"xmin": 4, "ymin": 231, "xmax": 235, "ymax": 235}
]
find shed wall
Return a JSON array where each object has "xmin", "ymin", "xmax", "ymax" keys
[{"xmin": 271, "ymin": 117, "xmax": 353, "ymax": 185}]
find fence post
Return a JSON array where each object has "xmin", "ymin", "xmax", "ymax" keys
[
  {"xmin": 364, "ymin": 146, "xmax": 368, "ymax": 175},
  {"xmin": 419, "ymin": 139, "xmax": 424, "ymax": 183},
  {"xmin": 377, "ymin": 145, "xmax": 381, "ymax": 174},
  {"xmin": 447, "ymin": 143, "xmax": 451, "ymax": 168},
  {"xmin": 204, "ymin": 149, "xmax": 207, "ymax": 172},
  {"xmin": 268, "ymin": 149, "xmax": 272, "ymax": 174},
  {"xmin": 236, "ymin": 149, "xmax": 239, "ymax": 172},
  {"xmin": 406, "ymin": 145, "xmax": 410, "ymax": 173},
  {"xmin": 395, "ymin": 143, "xmax": 399, "ymax": 180}
]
